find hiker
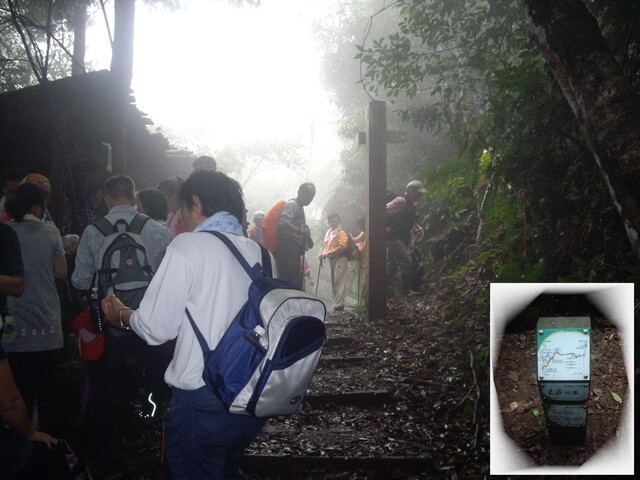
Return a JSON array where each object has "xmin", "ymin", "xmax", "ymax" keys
[
  {"xmin": 158, "ymin": 176, "xmax": 184, "ymax": 238},
  {"xmin": 193, "ymin": 154, "xmax": 217, "ymax": 172},
  {"xmin": 137, "ymin": 188, "xmax": 170, "ymax": 225},
  {"xmin": 99, "ymin": 170, "xmax": 270, "ymax": 480},
  {"xmin": 0, "ymin": 223, "xmax": 24, "ymax": 324},
  {"xmin": 248, "ymin": 210, "xmax": 265, "ymax": 246},
  {"xmin": 353, "ymin": 216, "xmax": 368, "ymax": 304},
  {"xmin": 353, "ymin": 215, "xmax": 367, "ymax": 258},
  {"xmin": 20, "ymin": 173, "xmax": 55, "ymax": 224},
  {"xmin": 386, "ymin": 180, "xmax": 426, "ymax": 298},
  {"xmin": 276, "ymin": 183, "xmax": 316, "ymax": 289},
  {"xmin": 2, "ymin": 184, "xmax": 67, "ymax": 434},
  {"xmin": 75, "ymin": 181, "xmax": 104, "ymax": 235},
  {"xmin": 1, "ymin": 222, "xmax": 58, "ymax": 476},
  {"xmin": 0, "ymin": 342, "xmax": 58, "ymax": 479},
  {"xmin": 71, "ymin": 175, "xmax": 170, "ymax": 479},
  {"xmin": 319, "ymin": 213, "xmax": 349, "ymax": 311},
  {"xmin": 0, "ymin": 167, "xmax": 27, "ymax": 223}
]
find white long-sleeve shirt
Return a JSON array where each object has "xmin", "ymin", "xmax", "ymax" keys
[{"xmin": 129, "ymin": 230, "xmax": 274, "ymax": 390}]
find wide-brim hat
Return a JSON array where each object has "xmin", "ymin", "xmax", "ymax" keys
[{"xmin": 406, "ymin": 180, "xmax": 427, "ymax": 193}]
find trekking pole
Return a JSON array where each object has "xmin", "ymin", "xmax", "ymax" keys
[{"xmin": 315, "ymin": 258, "xmax": 323, "ymax": 295}]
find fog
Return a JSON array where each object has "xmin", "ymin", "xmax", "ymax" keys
[
  {"xmin": 86, "ymin": 0, "xmax": 346, "ymax": 232},
  {"xmin": 87, "ymin": 0, "xmax": 362, "ymax": 305}
]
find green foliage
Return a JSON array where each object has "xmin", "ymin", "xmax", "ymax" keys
[
  {"xmin": 0, "ymin": 0, "xmax": 77, "ymax": 90},
  {"xmin": 353, "ymin": 0, "xmax": 640, "ymax": 284},
  {"xmin": 586, "ymin": 0, "xmax": 640, "ymax": 88},
  {"xmin": 532, "ymin": 408, "xmax": 543, "ymax": 426}
]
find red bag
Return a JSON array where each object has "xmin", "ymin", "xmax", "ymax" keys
[
  {"xmin": 72, "ymin": 310, "xmax": 104, "ymax": 360},
  {"xmin": 260, "ymin": 200, "xmax": 286, "ymax": 253}
]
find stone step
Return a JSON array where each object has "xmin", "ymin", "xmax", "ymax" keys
[
  {"xmin": 304, "ymin": 390, "xmax": 393, "ymax": 408},
  {"xmin": 318, "ymin": 356, "xmax": 365, "ymax": 367},
  {"xmin": 243, "ymin": 453, "xmax": 435, "ymax": 476}
]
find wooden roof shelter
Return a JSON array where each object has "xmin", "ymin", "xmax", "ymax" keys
[{"xmin": 0, "ymin": 70, "xmax": 173, "ymax": 231}]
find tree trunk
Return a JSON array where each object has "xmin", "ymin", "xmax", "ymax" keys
[
  {"xmin": 521, "ymin": 0, "xmax": 640, "ymax": 256},
  {"xmin": 71, "ymin": 0, "xmax": 88, "ymax": 75},
  {"xmin": 110, "ymin": 0, "xmax": 135, "ymax": 88},
  {"xmin": 110, "ymin": 0, "xmax": 136, "ymax": 175}
]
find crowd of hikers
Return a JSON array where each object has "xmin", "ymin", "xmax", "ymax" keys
[{"xmin": 0, "ymin": 159, "xmax": 426, "ymax": 480}]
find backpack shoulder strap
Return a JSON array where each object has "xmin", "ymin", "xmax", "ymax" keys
[
  {"xmin": 129, "ymin": 214, "xmax": 150, "ymax": 235},
  {"xmin": 206, "ymin": 231, "xmax": 264, "ymax": 280},
  {"xmin": 260, "ymin": 244, "xmax": 273, "ymax": 278},
  {"xmin": 93, "ymin": 217, "xmax": 114, "ymax": 237},
  {"xmin": 185, "ymin": 308, "xmax": 211, "ymax": 354}
]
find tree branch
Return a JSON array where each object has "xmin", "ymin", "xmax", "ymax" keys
[{"xmin": 6, "ymin": 0, "xmax": 43, "ymax": 83}]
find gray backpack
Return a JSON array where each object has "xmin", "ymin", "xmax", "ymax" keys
[{"xmin": 92, "ymin": 214, "xmax": 154, "ymax": 309}]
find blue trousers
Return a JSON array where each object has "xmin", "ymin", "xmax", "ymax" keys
[{"xmin": 166, "ymin": 386, "xmax": 267, "ymax": 480}]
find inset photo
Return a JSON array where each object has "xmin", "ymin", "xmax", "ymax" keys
[{"xmin": 490, "ymin": 283, "xmax": 634, "ymax": 475}]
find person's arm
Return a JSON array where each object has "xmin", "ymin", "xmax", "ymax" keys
[
  {"xmin": 71, "ymin": 227, "xmax": 96, "ymax": 290},
  {"xmin": 320, "ymin": 230, "xmax": 349, "ymax": 259},
  {"xmin": 278, "ymin": 202, "xmax": 310, "ymax": 237},
  {"xmin": 50, "ymin": 227, "xmax": 68, "ymax": 279},
  {"xmin": 278, "ymin": 202, "xmax": 298, "ymax": 233},
  {"xmin": 331, "ymin": 230, "xmax": 349, "ymax": 257},
  {"xmin": 143, "ymin": 222, "xmax": 172, "ymax": 272},
  {"xmin": 0, "ymin": 225, "xmax": 24, "ymax": 296},
  {"xmin": 0, "ymin": 358, "xmax": 57, "ymax": 448},
  {"xmin": 0, "ymin": 275, "xmax": 24, "ymax": 297},
  {"xmin": 53, "ymin": 255, "xmax": 68, "ymax": 280},
  {"xmin": 386, "ymin": 196, "xmax": 406, "ymax": 215}
]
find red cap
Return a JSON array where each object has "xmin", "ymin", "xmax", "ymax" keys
[{"xmin": 72, "ymin": 310, "xmax": 104, "ymax": 360}]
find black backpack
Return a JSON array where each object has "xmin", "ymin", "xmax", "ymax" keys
[{"xmin": 92, "ymin": 214, "xmax": 154, "ymax": 309}]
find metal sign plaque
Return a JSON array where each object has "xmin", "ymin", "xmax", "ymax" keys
[
  {"xmin": 539, "ymin": 382, "xmax": 589, "ymax": 401},
  {"xmin": 546, "ymin": 403, "xmax": 587, "ymax": 427},
  {"xmin": 536, "ymin": 317, "xmax": 591, "ymax": 445},
  {"xmin": 537, "ymin": 317, "xmax": 590, "ymax": 381}
]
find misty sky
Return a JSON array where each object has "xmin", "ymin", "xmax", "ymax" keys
[{"xmin": 86, "ymin": 0, "xmax": 344, "ymax": 222}]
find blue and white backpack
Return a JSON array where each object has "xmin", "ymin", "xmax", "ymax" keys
[{"xmin": 186, "ymin": 231, "xmax": 327, "ymax": 418}]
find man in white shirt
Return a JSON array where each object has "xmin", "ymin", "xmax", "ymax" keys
[{"xmin": 101, "ymin": 170, "xmax": 271, "ymax": 480}]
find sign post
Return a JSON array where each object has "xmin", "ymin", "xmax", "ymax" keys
[
  {"xmin": 364, "ymin": 101, "xmax": 387, "ymax": 320},
  {"xmin": 536, "ymin": 317, "xmax": 591, "ymax": 445}
]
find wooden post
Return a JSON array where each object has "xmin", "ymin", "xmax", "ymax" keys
[
  {"xmin": 365, "ymin": 101, "xmax": 387, "ymax": 320},
  {"xmin": 110, "ymin": 0, "xmax": 136, "ymax": 175}
]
